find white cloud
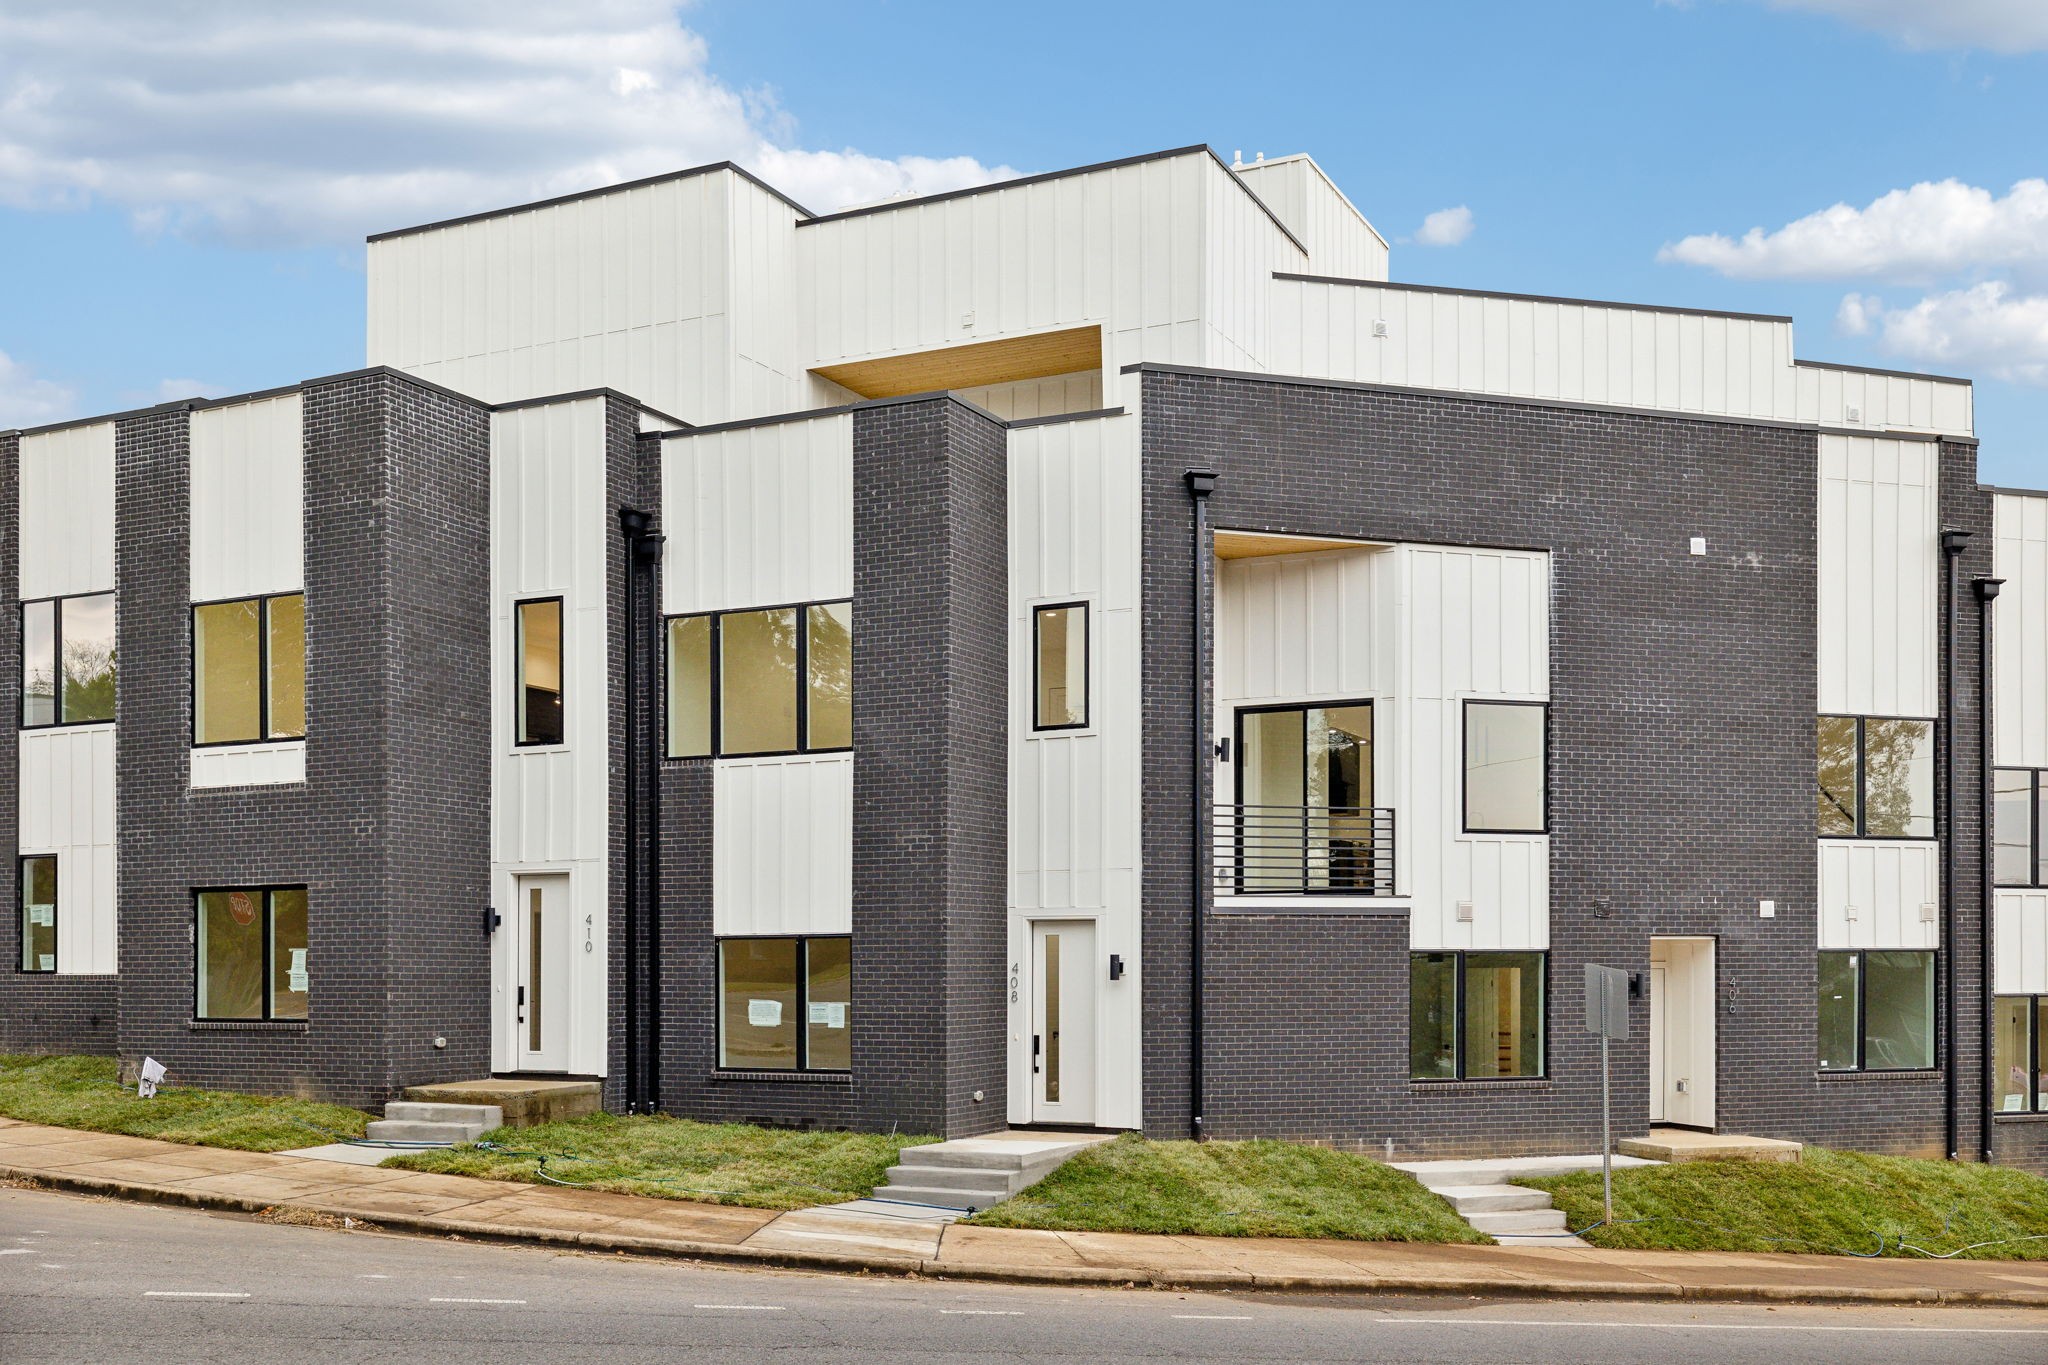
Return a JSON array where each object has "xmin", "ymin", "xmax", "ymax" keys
[
  {"xmin": 1768, "ymin": 0, "xmax": 2048, "ymax": 53},
  {"xmin": 1659, "ymin": 178, "xmax": 2048, "ymax": 282},
  {"xmin": 1851, "ymin": 281, "xmax": 2048, "ymax": 386},
  {"xmin": 1413, "ymin": 205, "xmax": 1474, "ymax": 248},
  {"xmin": 0, "ymin": 351, "xmax": 76, "ymax": 428},
  {"xmin": 1835, "ymin": 292, "xmax": 1878, "ymax": 336},
  {"xmin": 0, "ymin": 1, "xmax": 1018, "ymax": 247}
]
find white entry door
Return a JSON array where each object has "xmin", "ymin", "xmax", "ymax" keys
[
  {"xmin": 515, "ymin": 874, "xmax": 573, "ymax": 1072},
  {"xmin": 1030, "ymin": 920, "xmax": 1097, "ymax": 1126},
  {"xmin": 1648, "ymin": 938, "xmax": 1717, "ymax": 1129}
]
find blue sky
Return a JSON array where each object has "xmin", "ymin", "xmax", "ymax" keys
[{"xmin": 3, "ymin": 1, "xmax": 2046, "ymax": 483}]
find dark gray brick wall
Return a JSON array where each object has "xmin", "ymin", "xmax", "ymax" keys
[
  {"xmin": 113, "ymin": 372, "xmax": 491, "ymax": 1106},
  {"xmin": 1139, "ymin": 367, "xmax": 1989, "ymax": 1157}
]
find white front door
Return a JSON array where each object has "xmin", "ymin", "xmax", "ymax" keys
[
  {"xmin": 1030, "ymin": 920, "xmax": 1096, "ymax": 1126},
  {"xmin": 1648, "ymin": 938, "xmax": 1717, "ymax": 1129},
  {"xmin": 515, "ymin": 874, "xmax": 572, "ymax": 1071}
]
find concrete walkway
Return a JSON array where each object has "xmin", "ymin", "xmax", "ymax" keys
[{"xmin": 4, "ymin": 1118, "xmax": 2045, "ymax": 1307}]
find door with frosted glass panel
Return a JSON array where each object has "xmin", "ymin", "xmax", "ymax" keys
[
  {"xmin": 515, "ymin": 874, "xmax": 572, "ymax": 1071},
  {"xmin": 1030, "ymin": 920, "xmax": 1097, "ymax": 1126}
]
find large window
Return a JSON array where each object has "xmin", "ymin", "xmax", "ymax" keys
[
  {"xmin": 1233, "ymin": 702, "xmax": 1382, "ymax": 893},
  {"xmin": 18, "ymin": 856, "xmax": 56, "ymax": 974},
  {"xmin": 1817, "ymin": 950, "xmax": 1936, "ymax": 1071},
  {"xmin": 1411, "ymin": 951, "xmax": 1546, "ymax": 1080},
  {"xmin": 21, "ymin": 592, "xmax": 116, "ymax": 728},
  {"xmin": 1033, "ymin": 603, "xmax": 1088, "ymax": 730},
  {"xmin": 1994, "ymin": 769, "xmax": 2048, "ymax": 887},
  {"xmin": 717, "ymin": 936, "xmax": 851, "ymax": 1071},
  {"xmin": 195, "ymin": 887, "xmax": 308, "ymax": 1021},
  {"xmin": 1994, "ymin": 996, "xmax": 2048, "ymax": 1113},
  {"xmin": 1817, "ymin": 716, "xmax": 1935, "ymax": 839},
  {"xmin": 515, "ymin": 597, "xmax": 564, "ymax": 746},
  {"xmin": 666, "ymin": 600, "xmax": 852, "ymax": 759},
  {"xmin": 1464, "ymin": 701, "xmax": 1548, "ymax": 833},
  {"xmin": 193, "ymin": 593, "xmax": 306, "ymax": 745}
]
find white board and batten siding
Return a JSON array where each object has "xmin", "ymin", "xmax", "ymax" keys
[
  {"xmin": 1817, "ymin": 433, "xmax": 1942, "ymax": 950},
  {"xmin": 1007, "ymin": 413, "xmax": 1143, "ymax": 1130},
  {"xmin": 663, "ymin": 413, "xmax": 855, "ymax": 943},
  {"xmin": 189, "ymin": 394, "xmax": 307, "ymax": 790},
  {"xmin": 1231, "ymin": 154, "xmax": 1389, "ymax": 283},
  {"xmin": 490, "ymin": 398, "xmax": 611, "ymax": 1075},
  {"xmin": 17, "ymin": 421, "xmax": 117, "ymax": 974},
  {"xmin": 1993, "ymin": 491, "xmax": 2048, "ymax": 992}
]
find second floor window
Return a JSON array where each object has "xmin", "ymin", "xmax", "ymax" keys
[
  {"xmin": 1817, "ymin": 716, "xmax": 1934, "ymax": 839},
  {"xmin": 1994, "ymin": 769, "xmax": 2048, "ymax": 887},
  {"xmin": 515, "ymin": 598, "xmax": 564, "ymax": 746},
  {"xmin": 1464, "ymin": 700, "xmax": 1549, "ymax": 833},
  {"xmin": 1033, "ymin": 603, "xmax": 1089, "ymax": 730},
  {"xmin": 21, "ymin": 592, "xmax": 116, "ymax": 728},
  {"xmin": 666, "ymin": 600, "xmax": 851, "ymax": 759},
  {"xmin": 194, "ymin": 593, "xmax": 306, "ymax": 745}
]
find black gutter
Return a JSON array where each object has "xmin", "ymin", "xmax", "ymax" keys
[
  {"xmin": 639, "ymin": 524, "xmax": 668, "ymax": 1112},
  {"xmin": 1184, "ymin": 468, "xmax": 1217, "ymax": 1141},
  {"xmin": 1976, "ymin": 575, "xmax": 2004, "ymax": 1162},
  {"xmin": 619, "ymin": 506, "xmax": 659, "ymax": 1110},
  {"xmin": 1941, "ymin": 527, "xmax": 1971, "ymax": 1161}
]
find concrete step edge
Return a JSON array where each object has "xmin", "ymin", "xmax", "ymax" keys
[{"xmin": 383, "ymin": 1103, "xmax": 503, "ymax": 1127}]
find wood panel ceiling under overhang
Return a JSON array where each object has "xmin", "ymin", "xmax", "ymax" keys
[{"xmin": 812, "ymin": 326, "xmax": 1101, "ymax": 399}]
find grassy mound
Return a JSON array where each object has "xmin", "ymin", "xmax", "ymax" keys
[{"xmin": 0, "ymin": 1053, "xmax": 369, "ymax": 1152}]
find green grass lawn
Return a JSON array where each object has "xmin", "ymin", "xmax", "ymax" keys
[
  {"xmin": 0, "ymin": 1053, "xmax": 369, "ymax": 1152},
  {"xmin": 382, "ymin": 1112, "xmax": 937, "ymax": 1211},
  {"xmin": 1522, "ymin": 1148, "xmax": 2048, "ymax": 1260},
  {"xmin": 964, "ymin": 1133, "xmax": 1487, "ymax": 1243}
]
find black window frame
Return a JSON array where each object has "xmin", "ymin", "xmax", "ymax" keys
[
  {"xmin": 1461, "ymin": 699, "xmax": 1551, "ymax": 835},
  {"xmin": 20, "ymin": 591, "xmax": 118, "ymax": 730},
  {"xmin": 1994, "ymin": 767, "xmax": 2048, "ymax": 887},
  {"xmin": 190, "ymin": 591, "xmax": 307, "ymax": 748},
  {"xmin": 1031, "ymin": 601, "xmax": 1091, "ymax": 732},
  {"xmin": 17, "ymin": 854, "xmax": 56, "ymax": 975},
  {"xmin": 1816, "ymin": 948, "xmax": 1940, "ymax": 1073},
  {"xmin": 513, "ymin": 595, "xmax": 567, "ymax": 749},
  {"xmin": 1817, "ymin": 714, "xmax": 1938, "ymax": 841},
  {"xmin": 663, "ymin": 598, "xmax": 854, "ymax": 761},
  {"xmin": 712, "ymin": 933, "xmax": 853, "ymax": 1073},
  {"xmin": 191, "ymin": 885, "xmax": 309, "ymax": 1022},
  {"xmin": 1409, "ymin": 949, "xmax": 1550, "ymax": 1082},
  {"xmin": 1994, "ymin": 994, "xmax": 2048, "ymax": 1114}
]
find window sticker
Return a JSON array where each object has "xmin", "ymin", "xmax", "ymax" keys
[
  {"xmin": 808, "ymin": 1002, "xmax": 848, "ymax": 1028},
  {"xmin": 287, "ymin": 947, "xmax": 309, "ymax": 994},
  {"xmin": 748, "ymin": 999, "xmax": 783, "ymax": 1027}
]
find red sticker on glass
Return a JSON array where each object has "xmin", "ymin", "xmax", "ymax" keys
[{"xmin": 228, "ymin": 891, "xmax": 256, "ymax": 926}]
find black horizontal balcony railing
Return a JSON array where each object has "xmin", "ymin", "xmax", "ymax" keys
[{"xmin": 1213, "ymin": 803, "xmax": 1396, "ymax": 897}]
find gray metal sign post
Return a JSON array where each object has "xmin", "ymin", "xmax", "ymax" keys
[{"xmin": 1584, "ymin": 964, "xmax": 1630, "ymax": 1223}]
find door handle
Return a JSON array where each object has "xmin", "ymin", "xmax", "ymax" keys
[
  {"xmin": 1032, "ymin": 1034, "xmax": 1041, "ymax": 1074},
  {"xmin": 517, "ymin": 985, "xmax": 526, "ymax": 1024}
]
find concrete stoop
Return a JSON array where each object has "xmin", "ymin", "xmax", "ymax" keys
[
  {"xmin": 364, "ymin": 1101, "xmax": 503, "ymax": 1147},
  {"xmin": 870, "ymin": 1129, "xmax": 1117, "ymax": 1214},
  {"xmin": 1617, "ymin": 1127, "xmax": 1803, "ymax": 1164},
  {"xmin": 401, "ymin": 1078, "xmax": 601, "ymax": 1128},
  {"xmin": 1393, "ymin": 1153, "xmax": 1664, "ymax": 1248}
]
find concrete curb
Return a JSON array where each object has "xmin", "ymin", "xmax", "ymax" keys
[{"xmin": 10, "ymin": 1163, "xmax": 2048, "ymax": 1309}]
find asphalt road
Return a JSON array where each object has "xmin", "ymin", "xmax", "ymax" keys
[{"xmin": 3, "ymin": 1184, "xmax": 2046, "ymax": 1363}]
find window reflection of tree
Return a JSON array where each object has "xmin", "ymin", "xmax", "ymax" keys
[
  {"xmin": 63, "ymin": 639, "xmax": 116, "ymax": 721},
  {"xmin": 1817, "ymin": 716, "xmax": 1858, "ymax": 834},
  {"xmin": 1863, "ymin": 719, "xmax": 1929, "ymax": 838}
]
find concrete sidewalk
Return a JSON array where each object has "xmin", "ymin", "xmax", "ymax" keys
[{"xmin": 4, "ymin": 1117, "xmax": 2045, "ymax": 1307}]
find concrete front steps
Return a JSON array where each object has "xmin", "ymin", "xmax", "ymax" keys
[
  {"xmin": 363, "ymin": 1101, "xmax": 503, "ymax": 1147},
  {"xmin": 1618, "ymin": 1126, "xmax": 1803, "ymax": 1164},
  {"xmin": 401, "ymin": 1078, "xmax": 601, "ymax": 1128},
  {"xmin": 1393, "ymin": 1153, "xmax": 1664, "ymax": 1247},
  {"xmin": 871, "ymin": 1129, "xmax": 1117, "ymax": 1215}
]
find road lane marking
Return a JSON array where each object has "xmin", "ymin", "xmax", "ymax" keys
[
  {"xmin": 695, "ymin": 1304, "xmax": 785, "ymax": 1311},
  {"xmin": 1174, "ymin": 1314, "xmax": 1254, "ymax": 1320},
  {"xmin": 940, "ymin": 1309, "xmax": 1024, "ymax": 1316},
  {"xmin": 1375, "ymin": 1318, "xmax": 2048, "ymax": 1336},
  {"xmin": 0, "ymin": 1249, "xmax": 31, "ymax": 1255},
  {"xmin": 145, "ymin": 1291, "xmax": 250, "ymax": 1299},
  {"xmin": 429, "ymin": 1297, "xmax": 526, "ymax": 1305}
]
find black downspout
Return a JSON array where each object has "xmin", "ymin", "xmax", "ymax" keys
[
  {"xmin": 1976, "ymin": 575, "xmax": 2003, "ymax": 1163},
  {"xmin": 1184, "ymin": 468, "xmax": 1217, "ymax": 1142},
  {"xmin": 1940, "ymin": 527, "xmax": 1970, "ymax": 1161},
  {"xmin": 639, "ymin": 528, "xmax": 667, "ymax": 1113},
  {"xmin": 619, "ymin": 507, "xmax": 653, "ymax": 1113}
]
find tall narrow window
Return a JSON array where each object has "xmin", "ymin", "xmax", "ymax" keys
[
  {"xmin": 666, "ymin": 600, "xmax": 851, "ymax": 759},
  {"xmin": 194, "ymin": 593, "xmax": 305, "ymax": 745},
  {"xmin": 514, "ymin": 598, "xmax": 564, "ymax": 746},
  {"xmin": 666, "ymin": 614, "xmax": 713, "ymax": 758},
  {"xmin": 1409, "ymin": 950, "xmax": 1546, "ymax": 1080},
  {"xmin": 806, "ymin": 601, "xmax": 853, "ymax": 751},
  {"xmin": 196, "ymin": 887, "xmax": 308, "ymax": 1021},
  {"xmin": 21, "ymin": 593, "xmax": 116, "ymax": 728},
  {"xmin": 721, "ymin": 607, "xmax": 799, "ymax": 755},
  {"xmin": 1994, "ymin": 768, "xmax": 2048, "ymax": 887},
  {"xmin": 1817, "ymin": 950, "xmax": 1936, "ymax": 1071},
  {"xmin": 1817, "ymin": 716, "xmax": 1934, "ymax": 838},
  {"xmin": 1033, "ymin": 603, "xmax": 1088, "ymax": 730},
  {"xmin": 1464, "ymin": 701, "xmax": 1548, "ymax": 833},
  {"xmin": 19, "ymin": 856, "xmax": 56, "ymax": 974},
  {"xmin": 1994, "ymin": 996, "xmax": 2048, "ymax": 1113},
  {"xmin": 717, "ymin": 935, "xmax": 852, "ymax": 1072}
]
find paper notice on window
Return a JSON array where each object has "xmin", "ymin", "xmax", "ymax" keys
[
  {"xmin": 37, "ymin": 954, "xmax": 54, "ymax": 972},
  {"xmin": 748, "ymin": 999, "xmax": 782, "ymax": 1028},
  {"xmin": 809, "ymin": 1002, "xmax": 847, "ymax": 1029},
  {"xmin": 28, "ymin": 905, "xmax": 52, "ymax": 926},
  {"xmin": 287, "ymin": 947, "xmax": 309, "ymax": 993}
]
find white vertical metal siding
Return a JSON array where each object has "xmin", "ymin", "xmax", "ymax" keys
[
  {"xmin": 1794, "ymin": 365, "xmax": 1973, "ymax": 438},
  {"xmin": 1816, "ymin": 435, "xmax": 1939, "ymax": 718},
  {"xmin": 711, "ymin": 755, "xmax": 853, "ymax": 936},
  {"xmin": 660, "ymin": 414, "xmax": 853, "ymax": 616},
  {"xmin": 489, "ymin": 398, "xmax": 611, "ymax": 1076},
  {"xmin": 1007, "ymin": 413, "xmax": 1143, "ymax": 1130},
  {"xmin": 18, "ymin": 728, "xmax": 117, "ymax": 974},
  {"xmin": 1400, "ymin": 544, "xmax": 1551, "ymax": 951},
  {"xmin": 190, "ymin": 394, "xmax": 304, "ymax": 601},
  {"xmin": 953, "ymin": 372, "xmax": 1103, "ymax": 421},
  {"xmin": 1817, "ymin": 841, "xmax": 1940, "ymax": 950},
  {"xmin": 1231, "ymin": 155, "xmax": 1388, "ymax": 282},
  {"xmin": 1995, "ymin": 890, "xmax": 2048, "ymax": 995},
  {"xmin": 18, "ymin": 422, "xmax": 115, "ymax": 599},
  {"xmin": 189, "ymin": 743, "xmax": 306, "ymax": 789},
  {"xmin": 1994, "ymin": 492, "xmax": 2048, "ymax": 768},
  {"xmin": 1203, "ymin": 158, "xmax": 1303, "ymax": 374},
  {"xmin": 1215, "ymin": 548, "xmax": 1395, "ymax": 708}
]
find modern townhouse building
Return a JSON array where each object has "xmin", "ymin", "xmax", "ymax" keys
[{"xmin": 3, "ymin": 145, "xmax": 2042, "ymax": 1168}]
